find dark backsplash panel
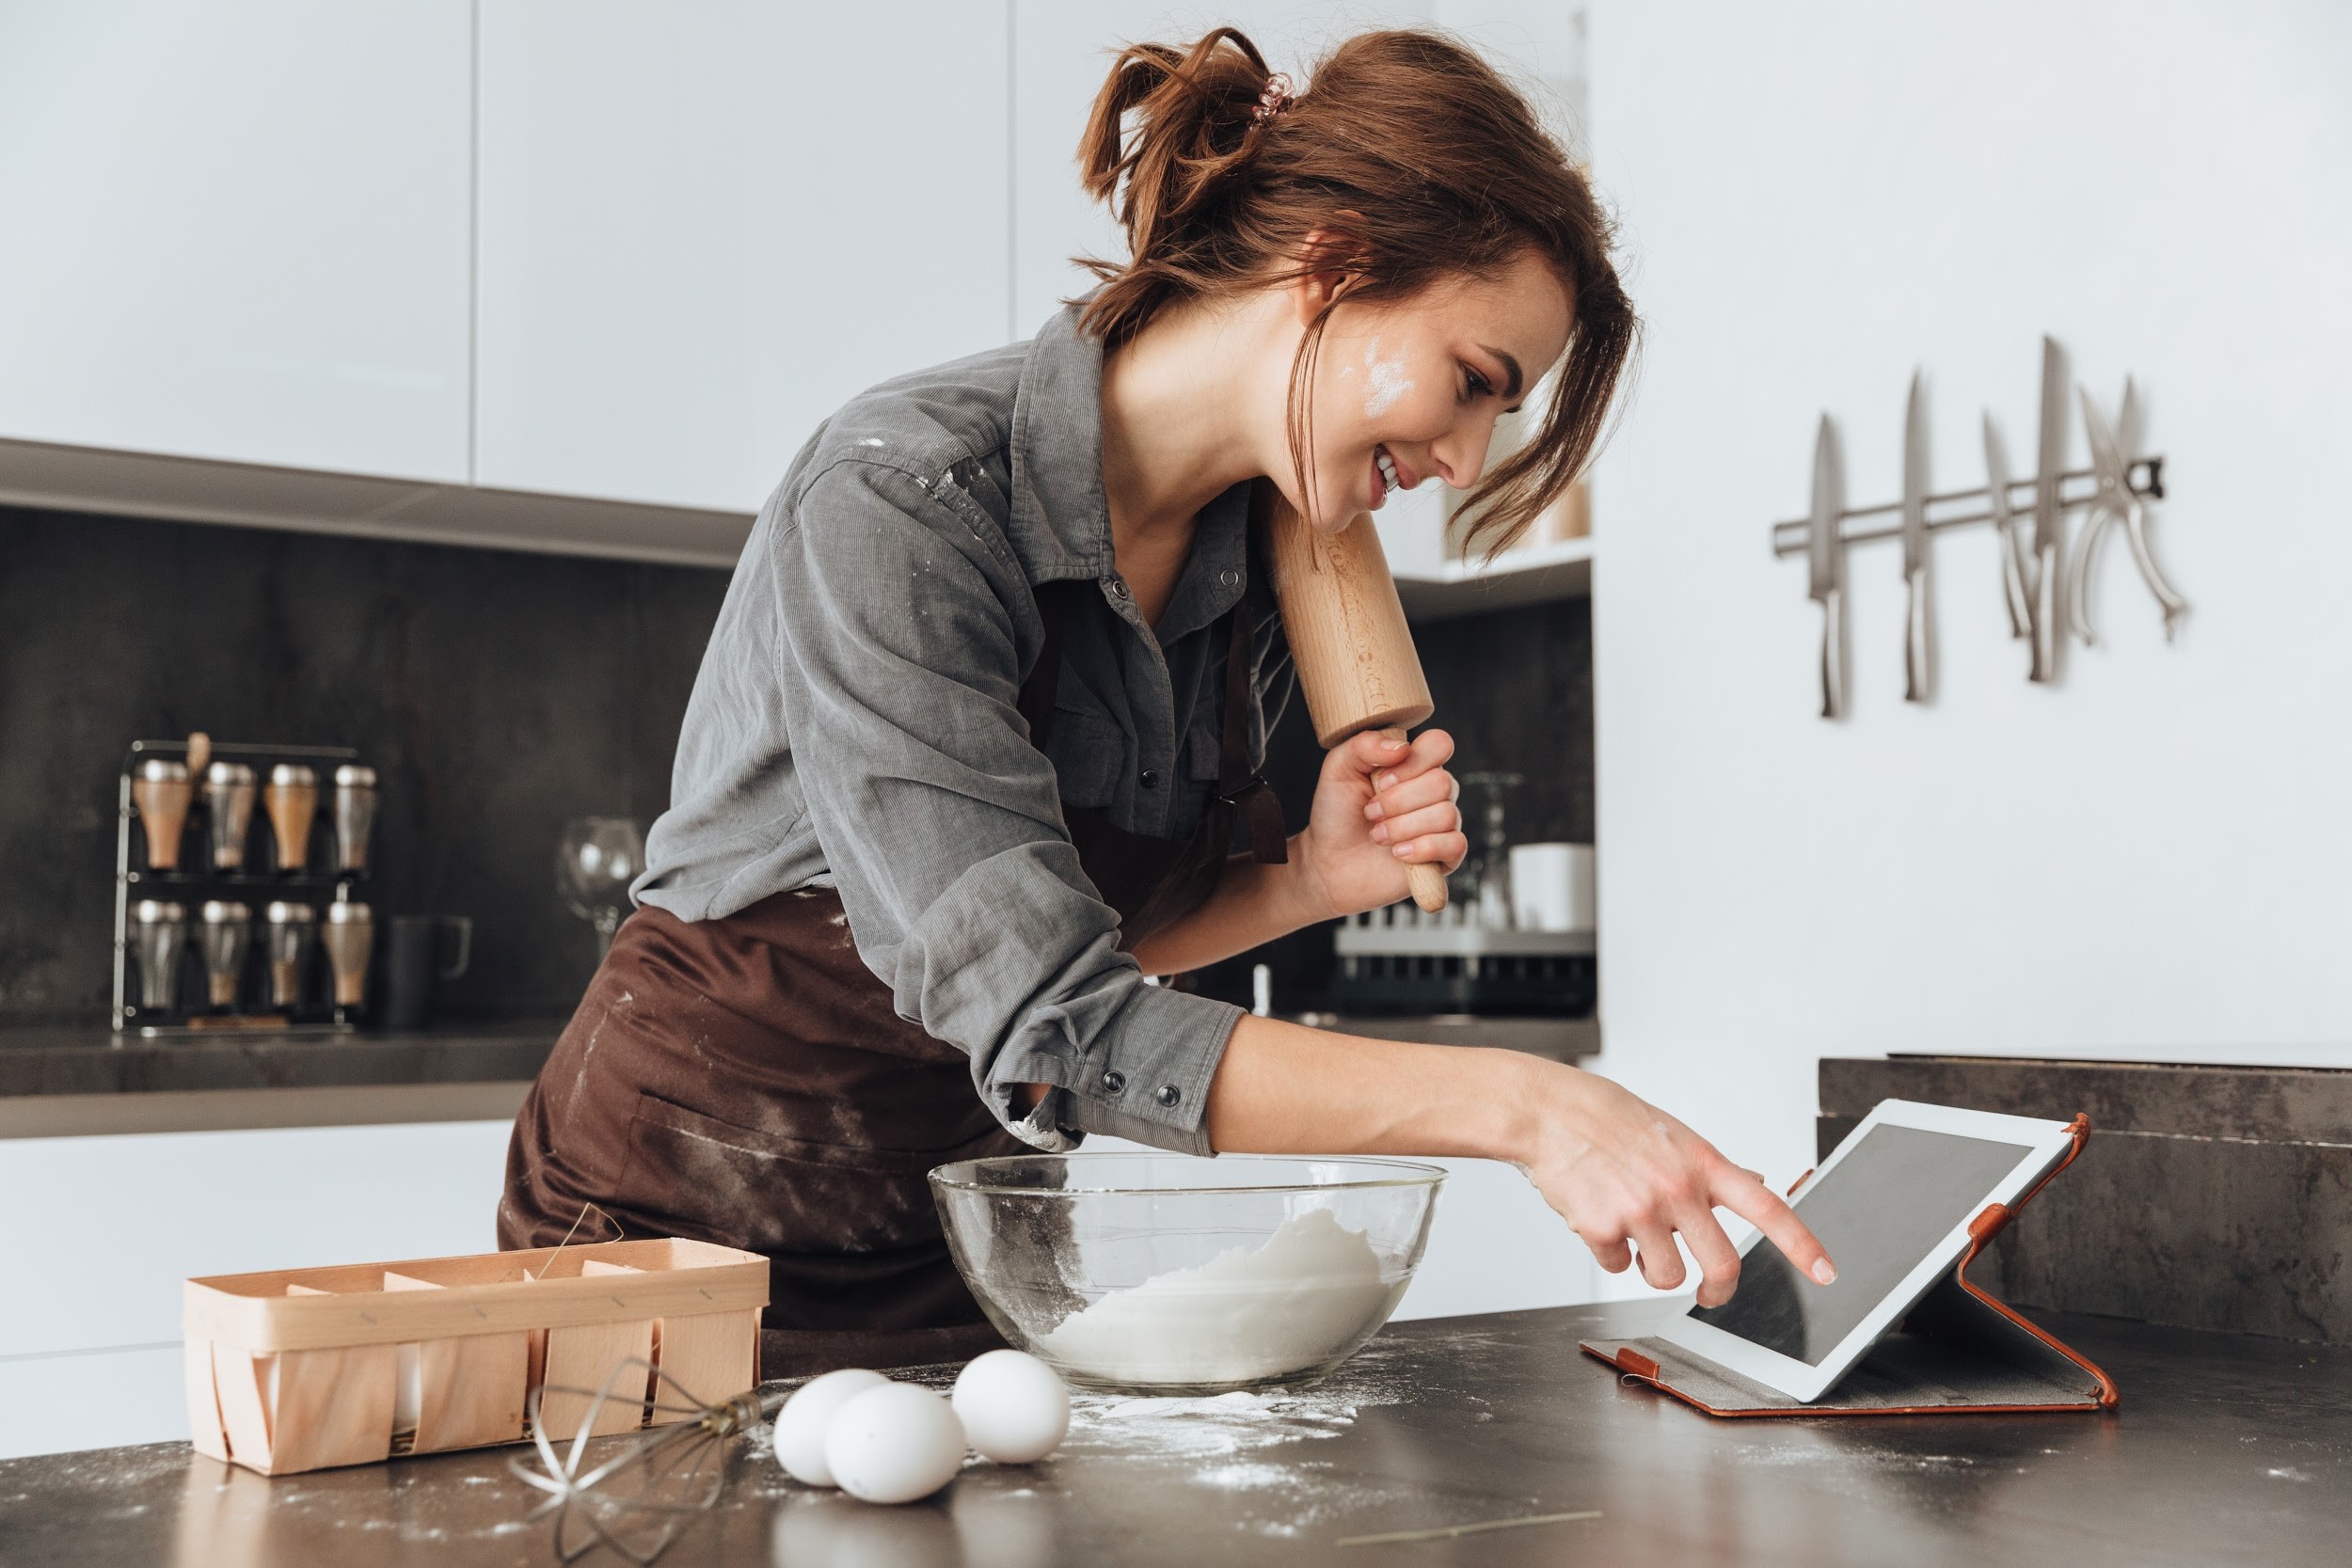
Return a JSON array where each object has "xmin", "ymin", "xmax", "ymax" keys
[
  {"xmin": 0, "ymin": 505, "xmax": 729, "ymax": 1025},
  {"xmin": 1820, "ymin": 1056, "xmax": 2352, "ymax": 1344},
  {"xmin": 1415, "ymin": 595, "xmax": 1597, "ymax": 845},
  {"xmin": 1189, "ymin": 594, "xmax": 1596, "ymax": 1013},
  {"xmin": 0, "ymin": 502, "xmax": 1590, "ymax": 1027}
]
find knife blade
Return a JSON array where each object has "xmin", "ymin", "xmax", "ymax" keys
[
  {"xmin": 1900, "ymin": 372, "xmax": 1931, "ymax": 704},
  {"xmin": 1984, "ymin": 414, "xmax": 2031, "ymax": 640},
  {"xmin": 1807, "ymin": 414, "xmax": 1846, "ymax": 720},
  {"xmin": 2028, "ymin": 336, "xmax": 2068, "ymax": 684}
]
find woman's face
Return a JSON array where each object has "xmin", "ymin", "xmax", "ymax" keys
[{"xmin": 1285, "ymin": 250, "xmax": 1574, "ymax": 531}]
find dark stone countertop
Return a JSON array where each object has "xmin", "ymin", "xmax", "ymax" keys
[
  {"xmin": 0, "ymin": 1020, "xmax": 563, "ymax": 1098},
  {"xmin": 3, "ymin": 1301, "xmax": 2344, "ymax": 1567}
]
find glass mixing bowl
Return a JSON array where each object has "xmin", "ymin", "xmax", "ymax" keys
[{"xmin": 930, "ymin": 1153, "xmax": 1444, "ymax": 1394}]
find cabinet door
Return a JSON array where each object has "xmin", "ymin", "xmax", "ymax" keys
[
  {"xmin": 476, "ymin": 2, "xmax": 1012, "ymax": 515},
  {"xmin": 0, "ymin": 2, "xmax": 472, "ymax": 482}
]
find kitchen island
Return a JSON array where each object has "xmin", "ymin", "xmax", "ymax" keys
[{"xmin": 3, "ymin": 1301, "xmax": 2344, "ymax": 1567}]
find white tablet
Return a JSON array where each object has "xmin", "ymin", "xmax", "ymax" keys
[{"xmin": 1655, "ymin": 1099, "xmax": 2077, "ymax": 1402}]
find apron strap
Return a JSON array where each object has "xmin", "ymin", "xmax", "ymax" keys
[
  {"xmin": 1218, "ymin": 592, "xmax": 1288, "ymax": 865},
  {"xmin": 1014, "ymin": 583, "xmax": 1073, "ymax": 749},
  {"xmin": 1018, "ymin": 577, "xmax": 1286, "ymax": 865}
]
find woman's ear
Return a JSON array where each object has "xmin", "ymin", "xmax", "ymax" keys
[{"xmin": 1288, "ymin": 220, "xmax": 1373, "ymax": 325}]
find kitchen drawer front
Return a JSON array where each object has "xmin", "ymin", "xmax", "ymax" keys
[{"xmin": 0, "ymin": 1118, "xmax": 512, "ymax": 1361}]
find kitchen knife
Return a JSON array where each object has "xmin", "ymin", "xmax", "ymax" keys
[
  {"xmin": 1807, "ymin": 414, "xmax": 1846, "ymax": 721},
  {"xmin": 2028, "ymin": 336, "xmax": 2068, "ymax": 684},
  {"xmin": 1900, "ymin": 372, "xmax": 1931, "ymax": 704},
  {"xmin": 1983, "ymin": 414, "xmax": 2032, "ymax": 640}
]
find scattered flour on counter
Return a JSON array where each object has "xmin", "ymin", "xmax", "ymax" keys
[
  {"xmin": 1061, "ymin": 1387, "xmax": 1364, "ymax": 1463},
  {"xmin": 1035, "ymin": 1208, "xmax": 1403, "ymax": 1385},
  {"xmin": 1193, "ymin": 1461, "xmax": 1297, "ymax": 1490}
]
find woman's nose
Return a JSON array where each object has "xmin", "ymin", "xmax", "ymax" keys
[{"xmin": 1429, "ymin": 411, "xmax": 1500, "ymax": 490}]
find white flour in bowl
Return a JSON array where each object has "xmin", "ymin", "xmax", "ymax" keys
[{"xmin": 1034, "ymin": 1208, "xmax": 1403, "ymax": 1385}]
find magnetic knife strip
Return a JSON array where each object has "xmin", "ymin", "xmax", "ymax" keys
[{"xmin": 1770, "ymin": 336, "xmax": 2182, "ymax": 720}]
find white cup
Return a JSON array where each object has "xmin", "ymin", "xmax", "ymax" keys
[{"xmin": 1508, "ymin": 843, "xmax": 1595, "ymax": 932}]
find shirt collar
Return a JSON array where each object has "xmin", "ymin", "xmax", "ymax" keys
[
  {"xmin": 1008, "ymin": 306, "xmax": 1115, "ymax": 583},
  {"xmin": 1007, "ymin": 306, "xmax": 1254, "ymax": 635}
]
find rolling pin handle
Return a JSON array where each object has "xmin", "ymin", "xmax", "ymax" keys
[{"xmin": 1378, "ymin": 725, "xmax": 1452, "ymax": 913}]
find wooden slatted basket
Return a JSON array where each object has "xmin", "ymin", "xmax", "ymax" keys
[{"xmin": 183, "ymin": 1236, "xmax": 767, "ymax": 1476}]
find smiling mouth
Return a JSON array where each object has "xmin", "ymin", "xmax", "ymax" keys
[{"xmin": 1375, "ymin": 445, "xmax": 1402, "ymax": 499}]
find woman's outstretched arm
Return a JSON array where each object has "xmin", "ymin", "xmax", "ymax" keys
[{"xmin": 1203, "ymin": 1018, "xmax": 1837, "ymax": 1307}]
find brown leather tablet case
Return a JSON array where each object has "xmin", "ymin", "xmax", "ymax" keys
[{"xmin": 1581, "ymin": 1114, "xmax": 2118, "ymax": 1417}]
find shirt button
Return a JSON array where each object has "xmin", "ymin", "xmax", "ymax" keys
[
  {"xmin": 1102, "ymin": 1069, "xmax": 1126, "ymax": 1096},
  {"xmin": 1140, "ymin": 769, "xmax": 1160, "ymax": 788},
  {"xmin": 1218, "ymin": 568, "xmax": 1241, "ymax": 589},
  {"xmin": 1155, "ymin": 1085, "xmax": 1182, "ymax": 1109},
  {"xmin": 1106, "ymin": 579, "xmax": 1130, "ymax": 600}
]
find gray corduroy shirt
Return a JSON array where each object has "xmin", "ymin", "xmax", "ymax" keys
[{"xmin": 633, "ymin": 307, "xmax": 1295, "ymax": 1157}]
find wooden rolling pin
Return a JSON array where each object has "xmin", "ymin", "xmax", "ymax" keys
[{"xmin": 1256, "ymin": 482, "xmax": 1449, "ymax": 913}]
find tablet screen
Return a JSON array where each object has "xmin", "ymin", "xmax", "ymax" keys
[{"xmin": 1688, "ymin": 1124, "xmax": 2033, "ymax": 1365}]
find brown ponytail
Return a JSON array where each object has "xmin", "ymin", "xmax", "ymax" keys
[{"xmin": 1074, "ymin": 27, "xmax": 1638, "ymax": 556}]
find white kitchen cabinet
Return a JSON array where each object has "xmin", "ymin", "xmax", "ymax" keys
[
  {"xmin": 0, "ymin": 1118, "xmax": 513, "ymax": 1459},
  {"xmin": 0, "ymin": 2, "xmax": 473, "ymax": 483},
  {"xmin": 474, "ymin": 1, "xmax": 1014, "ymax": 515}
]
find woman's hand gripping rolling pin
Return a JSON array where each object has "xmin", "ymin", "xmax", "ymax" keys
[{"xmin": 1289, "ymin": 728, "xmax": 1468, "ymax": 921}]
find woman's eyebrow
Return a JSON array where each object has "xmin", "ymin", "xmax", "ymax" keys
[{"xmin": 1479, "ymin": 346, "xmax": 1525, "ymax": 401}]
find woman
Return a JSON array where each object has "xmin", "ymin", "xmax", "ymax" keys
[{"xmin": 501, "ymin": 27, "xmax": 1832, "ymax": 1374}]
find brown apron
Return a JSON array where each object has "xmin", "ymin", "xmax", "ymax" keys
[{"xmin": 499, "ymin": 583, "xmax": 1284, "ymax": 1378}]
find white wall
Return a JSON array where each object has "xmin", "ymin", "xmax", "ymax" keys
[{"xmin": 1584, "ymin": 1, "xmax": 2352, "ymax": 1188}]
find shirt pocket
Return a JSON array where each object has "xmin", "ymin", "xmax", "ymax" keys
[{"xmin": 1045, "ymin": 707, "xmax": 1127, "ymax": 811}]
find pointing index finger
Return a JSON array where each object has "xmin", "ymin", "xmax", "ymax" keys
[{"xmin": 1711, "ymin": 1165, "xmax": 1837, "ymax": 1286}]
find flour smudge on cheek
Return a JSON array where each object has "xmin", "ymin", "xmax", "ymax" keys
[{"xmin": 1361, "ymin": 336, "xmax": 1413, "ymax": 420}]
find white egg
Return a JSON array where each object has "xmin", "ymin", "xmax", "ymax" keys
[
  {"xmin": 823, "ymin": 1383, "xmax": 968, "ymax": 1505},
  {"xmin": 772, "ymin": 1368, "xmax": 890, "ymax": 1486},
  {"xmin": 950, "ymin": 1350, "xmax": 1070, "ymax": 1465}
]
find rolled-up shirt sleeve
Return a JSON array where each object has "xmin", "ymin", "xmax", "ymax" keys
[{"xmin": 770, "ymin": 456, "xmax": 1240, "ymax": 1156}]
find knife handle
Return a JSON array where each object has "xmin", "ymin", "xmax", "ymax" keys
[
  {"xmin": 2120, "ymin": 499, "xmax": 2190, "ymax": 640},
  {"xmin": 2030, "ymin": 545, "xmax": 2060, "ymax": 684},
  {"xmin": 2068, "ymin": 509, "xmax": 2113, "ymax": 647},
  {"xmin": 1903, "ymin": 569, "xmax": 1931, "ymax": 704},
  {"xmin": 1820, "ymin": 589, "xmax": 1846, "ymax": 721}
]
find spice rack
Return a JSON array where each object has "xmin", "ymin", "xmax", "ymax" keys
[{"xmin": 111, "ymin": 737, "xmax": 372, "ymax": 1038}]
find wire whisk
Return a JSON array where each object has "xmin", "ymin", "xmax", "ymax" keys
[{"xmin": 511, "ymin": 1356, "xmax": 781, "ymax": 1565}]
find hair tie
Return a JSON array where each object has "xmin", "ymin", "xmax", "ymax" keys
[{"xmin": 1251, "ymin": 71, "xmax": 1294, "ymax": 124}]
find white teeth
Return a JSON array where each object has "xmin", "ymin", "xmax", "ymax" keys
[{"xmin": 1375, "ymin": 450, "xmax": 1400, "ymax": 493}]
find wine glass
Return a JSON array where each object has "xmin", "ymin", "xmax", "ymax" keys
[{"xmin": 557, "ymin": 817, "xmax": 646, "ymax": 959}]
